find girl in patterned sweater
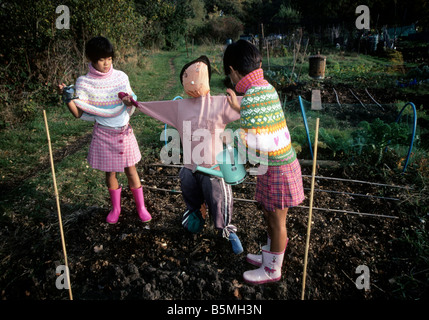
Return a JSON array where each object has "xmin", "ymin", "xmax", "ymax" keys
[
  {"xmin": 223, "ymin": 40, "xmax": 305, "ymax": 284},
  {"xmin": 58, "ymin": 36, "xmax": 151, "ymax": 224}
]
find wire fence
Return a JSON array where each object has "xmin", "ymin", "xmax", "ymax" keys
[{"xmin": 142, "ymin": 163, "xmax": 410, "ymax": 220}]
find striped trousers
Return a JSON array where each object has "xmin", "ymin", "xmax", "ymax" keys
[{"xmin": 179, "ymin": 167, "xmax": 236, "ymax": 238}]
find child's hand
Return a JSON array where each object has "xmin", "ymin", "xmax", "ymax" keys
[
  {"xmin": 118, "ymin": 92, "xmax": 138, "ymax": 107},
  {"xmin": 226, "ymin": 89, "xmax": 240, "ymax": 112},
  {"xmin": 122, "ymin": 95, "xmax": 134, "ymax": 107},
  {"xmin": 58, "ymin": 83, "xmax": 78, "ymax": 104},
  {"xmin": 58, "ymin": 83, "xmax": 66, "ymax": 95}
]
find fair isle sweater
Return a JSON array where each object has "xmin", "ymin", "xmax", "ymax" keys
[
  {"xmin": 74, "ymin": 63, "xmax": 136, "ymax": 118},
  {"xmin": 235, "ymin": 68, "xmax": 297, "ymax": 166}
]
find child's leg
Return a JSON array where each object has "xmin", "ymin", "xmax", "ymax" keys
[
  {"xmin": 266, "ymin": 207, "xmax": 288, "ymax": 252},
  {"xmin": 124, "ymin": 166, "xmax": 141, "ymax": 189},
  {"xmin": 262, "ymin": 207, "xmax": 271, "ymax": 238},
  {"xmin": 106, "ymin": 172, "xmax": 119, "ymax": 189}
]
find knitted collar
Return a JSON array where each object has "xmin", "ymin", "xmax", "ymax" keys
[
  {"xmin": 88, "ymin": 62, "xmax": 113, "ymax": 79},
  {"xmin": 74, "ymin": 63, "xmax": 130, "ymax": 118},
  {"xmin": 235, "ymin": 68, "xmax": 268, "ymax": 93}
]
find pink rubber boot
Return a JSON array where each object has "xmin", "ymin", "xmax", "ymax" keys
[
  {"xmin": 106, "ymin": 186, "xmax": 122, "ymax": 224},
  {"xmin": 243, "ymin": 245, "xmax": 285, "ymax": 285},
  {"xmin": 131, "ymin": 186, "xmax": 152, "ymax": 222}
]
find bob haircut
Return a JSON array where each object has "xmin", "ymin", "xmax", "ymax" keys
[
  {"xmin": 85, "ymin": 36, "xmax": 115, "ymax": 62},
  {"xmin": 223, "ymin": 39, "xmax": 262, "ymax": 76}
]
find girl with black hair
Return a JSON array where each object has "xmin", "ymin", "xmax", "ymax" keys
[
  {"xmin": 224, "ymin": 40, "xmax": 305, "ymax": 284},
  {"xmin": 58, "ymin": 36, "xmax": 152, "ymax": 224}
]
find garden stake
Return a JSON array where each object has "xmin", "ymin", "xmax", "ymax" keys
[
  {"xmin": 365, "ymin": 88, "xmax": 384, "ymax": 111},
  {"xmin": 301, "ymin": 117, "xmax": 320, "ymax": 300},
  {"xmin": 43, "ymin": 110, "xmax": 73, "ymax": 300}
]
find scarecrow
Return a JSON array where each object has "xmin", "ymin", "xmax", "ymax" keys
[{"xmin": 120, "ymin": 56, "xmax": 244, "ymax": 254}]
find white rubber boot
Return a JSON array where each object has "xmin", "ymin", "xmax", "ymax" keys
[
  {"xmin": 243, "ymin": 245, "xmax": 285, "ymax": 285},
  {"xmin": 246, "ymin": 235, "xmax": 271, "ymax": 267},
  {"xmin": 247, "ymin": 237, "xmax": 289, "ymax": 267}
]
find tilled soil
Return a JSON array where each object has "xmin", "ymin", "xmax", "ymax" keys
[{"xmin": 1, "ymin": 161, "xmax": 413, "ymax": 300}]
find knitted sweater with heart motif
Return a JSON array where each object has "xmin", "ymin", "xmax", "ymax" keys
[{"xmin": 235, "ymin": 68, "xmax": 297, "ymax": 166}]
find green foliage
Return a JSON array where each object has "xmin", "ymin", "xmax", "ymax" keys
[
  {"xmin": 204, "ymin": 0, "xmax": 245, "ymax": 18},
  {"xmin": 72, "ymin": 0, "xmax": 147, "ymax": 55},
  {"xmin": 205, "ymin": 14, "xmax": 244, "ymax": 43},
  {"xmin": 186, "ymin": 0, "xmax": 207, "ymax": 38},
  {"xmin": 318, "ymin": 127, "xmax": 352, "ymax": 158},
  {"xmin": 323, "ymin": 53, "xmax": 398, "ymax": 89},
  {"xmin": 405, "ymin": 65, "xmax": 429, "ymax": 81},
  {"xmin": 135, "ymin": 0, "xmax": 191, "ymax": 49},
  {"xmin": 265, "ymin": 68, "xmax": 299, "ymax": 87},
  {"xmin": 327, "ymin": 57, "xmax": 379, "ymax": 76},
  {"xmin": 272, "ymin": 4, "xmax": 301, "ymax": 25},
  {"xmin": 289, "ymin": 115, "xmax": 412, "ymax": 165},
  {"xmin": 351, "ymin": 118, "xmax": 410, "ymax": 165}
]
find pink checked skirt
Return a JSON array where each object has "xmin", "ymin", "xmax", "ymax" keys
[
  {"xmin": 255, "ymin": 158, "xmax": 305, "ymax": 212},
  {"xmin": 87, "ymin": 122, "xmax": 141, "ymax": 172}
]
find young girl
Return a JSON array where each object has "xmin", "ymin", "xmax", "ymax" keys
[
  {"xmin": 223, "ymin": 40, "xmax": 305, "ymax": 284},
  {"xmin": 58, "ymin": 36, "xmax": 151, "ymax": 224}
]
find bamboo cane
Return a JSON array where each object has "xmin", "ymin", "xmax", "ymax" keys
[
  {"xmin": 301, "ymin": 118, "xmax": 320, "ymax": 300},
  {"xmin": 43, "ymin": 110, "xmax": 73, "ymax": 300}
]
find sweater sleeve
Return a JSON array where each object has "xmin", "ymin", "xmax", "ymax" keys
[
  {"xmin": 136, "ymin": 100, "xmax": 180, "ymax": 128},
  {"xmin": 125, "ymin": 75, "xmax": 137, "ymax": 116}
]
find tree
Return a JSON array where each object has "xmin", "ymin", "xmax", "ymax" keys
[
  {"xmin": 186, "ymin": 0, "xmax": 207, "ymax": 39},
  {"xmin": 204, "ymin": 0, "xmax": 245, "ymax": 18},
  {"xmin": 135, "ymin": 0, "xmax": 192, "ymax": 49},
  {"xmin": 271, "ymin": 3, "xmax": 302, "ymax": 32},
  {"xmin": 206, "ymin": 12, "xmax": 244, "ymax": 42}
]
